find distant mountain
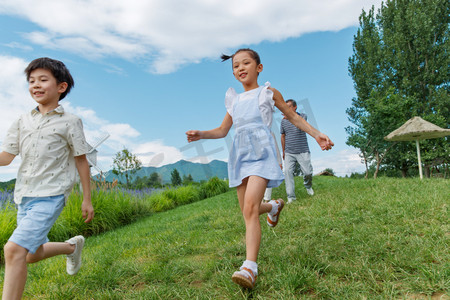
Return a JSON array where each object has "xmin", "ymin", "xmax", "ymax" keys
[{"xmin": 103, "ymin": 160, "xmax": 228, "ymax": 184}]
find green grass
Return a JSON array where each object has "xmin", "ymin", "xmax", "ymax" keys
[
  {"xmin": 0, "ymin": 177, "xmax": 448, "ymax": 299},
  {"xmin": 0, "ymin": 177, "xmax": 229, "ymax": 263}
]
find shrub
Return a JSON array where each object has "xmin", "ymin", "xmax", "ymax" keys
[
  {"xmin": 149, "ymin": 193, "xmax": 175, "ymax": 212},
  {"xmin": 200, "ymin": 177, "xmax": 229, "ymax": 199},
  {"xmin": 163, "ymin": 185, "xmax": 201, "ymax": 206},
  {"xmin": 0, "ymin": 204, "xmax": 16, "ymax": 263}
]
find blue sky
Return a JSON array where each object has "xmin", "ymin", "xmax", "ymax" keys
[{"xmin": 0, "ymin": 0, "xmax": 380, "ymax": 181}]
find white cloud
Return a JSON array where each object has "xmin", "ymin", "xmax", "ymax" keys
[
  {"xmin": 0, "ymin": 0, "xmax": 380, "ymax": 74},
  {"xmin": 0, "ymin": 56, "xmax": 33, "ymax": 130},
  {"xmin": 312, "ymin": 148, "xmax": 366, "ymax": 176},
  {"xmin": 133, "ymin": 141, "xmax": 184, "ymax": 168},
  {"xmin": 2, "ymin": 42, "xmax": 33, "ymax": 51}
]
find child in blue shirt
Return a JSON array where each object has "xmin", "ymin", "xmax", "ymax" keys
[{"xmin": 186, "ymin": 48, "xmax": 333, "ymax": 289}]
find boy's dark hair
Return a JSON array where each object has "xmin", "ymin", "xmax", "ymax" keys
[
  {"xmin": 221, "ymin": 48, "xmax": 261, "ymax": 65},
  {"xmin": 286, "ymin": 99, "xmax": 297, "ymax": 107},
  {"xmin": 25, "ymin": 57, "xmax": 74, "ymax": 100}
]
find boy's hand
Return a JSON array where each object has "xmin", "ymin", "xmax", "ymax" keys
[{"xmin": 82, "ymin": 200, "xmax": 94, "ymax": 223}]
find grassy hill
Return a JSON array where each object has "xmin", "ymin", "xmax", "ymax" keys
[{"xmin": 0, "ymin": 177, "xmax": 448, "ymax": 299}]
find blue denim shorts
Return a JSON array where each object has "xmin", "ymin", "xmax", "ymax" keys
[{"xmin": 9, "ymin": 194, "xmax": 65, "ymax": 254}]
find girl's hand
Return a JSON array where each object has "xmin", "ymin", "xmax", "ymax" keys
[
  {"xmin": 315, "ymin": 133, "xmax": 334, "ymax": 151},
  {"xmin": 186, "ymin": 130, "xmax": 203, "ymax": 142}
]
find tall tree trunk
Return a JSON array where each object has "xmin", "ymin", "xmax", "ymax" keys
[
  {"xmin": 424, "ymin": 165, "xmax": 431, "ymax": 178},
  {"xmin": 374, "ymin": 152, "xmax": 380, "ymax": 179}
]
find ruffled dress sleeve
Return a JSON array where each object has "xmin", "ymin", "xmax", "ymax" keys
[
  {"xmin": 224, "ymin": 87, "xmax": 238, "ymax": 118},
  {"xmin": 258, "ymin": 82, "xmax": 275, "ymax": 128}
]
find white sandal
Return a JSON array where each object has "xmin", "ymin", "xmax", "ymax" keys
[
  {"xmin": 231, "ymin": 267, "xmax": 257, "ymax": 289},
  {"xmin": 267, "ymin": 199, "xmax": 285, "ymax": 227}
]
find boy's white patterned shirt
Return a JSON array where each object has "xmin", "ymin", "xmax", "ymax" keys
[{"xmin": 2, "ymin": 105, "xmax": 88, "ymax": 204}]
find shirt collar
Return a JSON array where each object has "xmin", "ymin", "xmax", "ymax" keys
[{"xmin": 31, "ymin": 105, "xmax": 65, "ymax": 116}]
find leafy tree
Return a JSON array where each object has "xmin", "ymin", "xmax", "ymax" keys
[
  {"xmin": 149, "ymin": 172, "xmax": 162, "ymax": 188},
  {"xmin": 347, "ymin": 0, "xmax": 449, "ymax": 178},
  {"xmin": 171, "ymin": 168, "xmax": 182, "ymax": 186},
  {"xmin": 323, "ymin": 168, "xmax": 335, "ymax": 176},
  {"xmin": 112, "ymin": 148, "xmax": 142, "ymax": 188},
  {"xmin": 182, "ymin": 174, "xmax": 194, "ymax": 185}
]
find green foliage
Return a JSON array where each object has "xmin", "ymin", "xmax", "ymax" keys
[
  {"xmin": 0, "ymin": 204, "xmax": 16, "ymax": 263},
  {"xmin": 133, "ymin": 172, "xmax": 162, "ymax": 189},
  {"xmin": 170, "ymin": 168, "xmax": 182, "ymax": 186},
  {"xmin": 182, "ymin": 173, "xmax": 194, "ymax": 185},
  {"xmin": 0, "ymin": 179, "xmax": 15, "ymax": 192},
  {"xmin": 149, "ymin": 193, "xmax": 174, "ymax": 212},
  {"xmin": 347, "ymin": 0, "xmax": 449, "ymax": 177},
  {"xmin": 162, "ymin": 185, "xmax": 200, "ymax": 206},
  {"xmin": 323, "ymin": 168, "xmax": 335, "ymax": 175},
  {"xmin": 112, "ymin": 148, "xmax": 142, "ymax": 188},
  {"xmin": 200, "ymin": 176, "xmax": 229, "ymax": 198}
]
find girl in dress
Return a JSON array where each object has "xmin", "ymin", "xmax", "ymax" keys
[{"xmin": 186, "ymin": 48, "xmax": 333, "ymax": 289}]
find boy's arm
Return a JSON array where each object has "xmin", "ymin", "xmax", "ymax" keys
[
  {"xmin": 0, "ymin": 151, "xmax": 16, "ymax": 166},
  {"xmin": 281, "ymin": 134, "xmax": 286, "ymax": 160},
  {"xmin": 74, "ymin": 154, "xmax": 94, "ymax": 223}
]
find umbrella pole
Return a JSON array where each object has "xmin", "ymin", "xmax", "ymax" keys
[{"xmin": 416, "ymin": 140, "xmax": 423, "ymax": 179}]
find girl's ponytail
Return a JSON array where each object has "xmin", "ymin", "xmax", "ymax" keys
[
  {"xmin": 221, "ymin": 54, "xmax": 233, "ymax": 62},
  {"xmin": 220, "ymin": 48, "xmax": 261, "ymax": 64}
]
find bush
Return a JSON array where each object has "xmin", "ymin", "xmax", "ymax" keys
[
  {"xmin": 149, "ymin": 193, "xmax": 175, "ymax": 212},
  {"xmin": 0, "ymin": 204, "xmax": 16, "ymax": 263},
  {"xmin": 200, "ymin": 176, "xmax": 229, "ymax": 198},
  {"xmin": 162, "ymin": 185, "xmax": 201, "ymax": 206}
]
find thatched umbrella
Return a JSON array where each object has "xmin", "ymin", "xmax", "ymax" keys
[{"xmin": 385, "ymin": 116, "xmax": 450, "ymax": 179}]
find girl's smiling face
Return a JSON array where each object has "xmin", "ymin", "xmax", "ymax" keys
[{"xmin": 232, "ymin": 51, "xmax": 263, "ymax": 91}]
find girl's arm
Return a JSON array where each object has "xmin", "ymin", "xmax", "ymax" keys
[
  {"xmin": 271, "ymin": 87, "xmax": 334, "ymax": 150},
  {"xmin": 0, "ymin": 151, "xmax": 15, "ymax": 166},
  {"xmin": 186, "ymin": 112, "xmax": 233, "ymax": 142},
  {"xmin": 74, "ymin": 154, "xmax": 94, "ymax": 223}
]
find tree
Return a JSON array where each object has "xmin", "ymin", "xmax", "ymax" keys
[
  {"xmin": 347, "ymin": 0, "xmax": 449, "ymax": 178},
  {"xmin": 112, "ymin": 148, "xmax": 142, "ymax": 188},
  {"xmin": 149, "ymin": 172, "xmax": 162, "ymax": 188},
  {"xmin": 182, "ymin": 174, "xmax": 194, "ymax": 185},
  {"xmin": 171, "ymin": 168, "xmax": 182, "ymax": 186}
]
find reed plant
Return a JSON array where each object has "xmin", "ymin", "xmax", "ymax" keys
[{"xmin": 0, "ymin": 204, "xmax": 16, "ymax": 263}]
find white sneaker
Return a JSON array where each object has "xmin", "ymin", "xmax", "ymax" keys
[
  {"xmin": 306, "ymin": 188, "xmax": 314, "ymax": 196},
  {"xmin": 66, "ymin": 235, "xmax": 85, "ymax": 275},
  {"xmin": 287, "ymin": 198, "xmax": 295, "ymax": 204}
]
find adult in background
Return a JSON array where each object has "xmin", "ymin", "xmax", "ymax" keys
[{"xmin": 281, "ymin": 99, "xmax": 314, "ymax": 203}]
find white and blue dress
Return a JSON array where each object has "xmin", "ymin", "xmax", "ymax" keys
[{"xmin": 225, "ymin": 82, "xmax": 284, "ymax": 188}]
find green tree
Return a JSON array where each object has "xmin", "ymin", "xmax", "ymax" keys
[
  {"xmin": 149, "ymin": 172, "xmax": 162, "ymax": 188},
  {"xmin": 182, "ymin": 174, "xmax": 194, "ymax": 185},
  {"xmin": 112, "ymin": 148, "xmax": 142, "ymax": 188},
  {"xmin": 347, "ymin": 0, "xmax": 449, "ymax": 178},
  {"xmin": 171, "ymin": 168, "xmax": 182, "ymax": 186}
]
